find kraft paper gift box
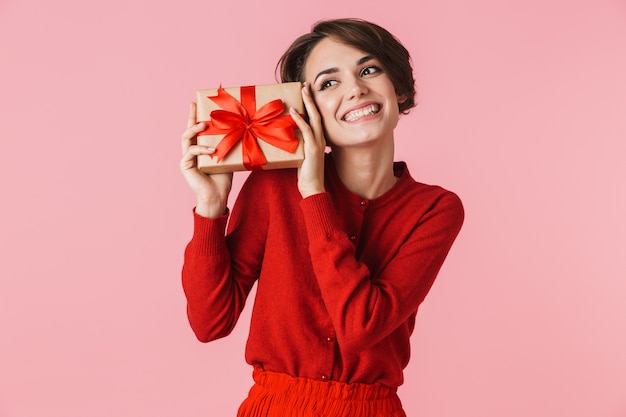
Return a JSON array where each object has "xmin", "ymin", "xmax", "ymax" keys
[{"xmin": 195, "ymin": 82, "xmax": 304, "ymax": 174}]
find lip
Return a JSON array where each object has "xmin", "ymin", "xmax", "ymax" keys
[{"xmin": 341, "ymin": 101, "xmax": 382, "ymax": 122}]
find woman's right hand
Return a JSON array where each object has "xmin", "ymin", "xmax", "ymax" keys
[{"xmin": 180, "ymin": 102, "xmax": 233, "ymax": 218}]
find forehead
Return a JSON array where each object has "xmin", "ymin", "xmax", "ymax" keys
[{"xmin": 304, "ymin": 38, "xmax": 370, "ymax": 79}]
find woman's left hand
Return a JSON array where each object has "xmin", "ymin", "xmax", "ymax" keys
[{"xmin": 290, "ymin": 82, "xmax": 326, "ymax": 199}]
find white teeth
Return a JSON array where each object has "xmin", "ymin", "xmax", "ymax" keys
[{"xmin": 343, "ymin": 104, "xmax": 380, "ymax": 122}]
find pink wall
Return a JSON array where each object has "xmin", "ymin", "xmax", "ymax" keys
[{"xmin": 1, "ymin": 0, "xmax": 625, "ymax": 416}]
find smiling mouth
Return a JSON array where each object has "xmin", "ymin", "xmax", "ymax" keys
[{"xmin": 342, "ymin": 104, "xmax": 381, "ymax": 122}]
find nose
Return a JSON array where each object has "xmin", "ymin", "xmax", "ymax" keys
[{"xmin": 347, "ymin": 76, "xmax": 368, "ymax": 99}]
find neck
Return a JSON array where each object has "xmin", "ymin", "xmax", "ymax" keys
[{"xmin": 331, "ymin": 140, "xmax": 397, "ymax": 200}]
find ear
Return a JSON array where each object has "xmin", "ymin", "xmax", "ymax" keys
[{"xmin": 397, "ymin": 94, "xmax": 408, "ymax": 104}]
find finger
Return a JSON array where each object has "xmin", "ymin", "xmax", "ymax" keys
[
  {"xmin": 185, "ymin": 145, "xmax": 215, "ymax": 159},
  {"xmin": 289, "ymin": 107, "xmax": 312, "ymax": 134},
  {"xmin": 301, "ymin": 83, "xmax": 323, "ymax": 134},
  {"xmin": 181, "ymin": 121, "xmax": 207, "ymax": 154},
  {"xmin": 180, "ymin": 145, "xmax": 215, "ymax": 171},
  {"xmin": 186, "ymin": 102, "xmax": 197, "ymax": 129},
  {"xmin": 290, "ymin": 105, "xmax": 325, "ymax": 162},
  {"xmin": 302, "ymin": 84, "xmax": 326, "ymax": 151}
]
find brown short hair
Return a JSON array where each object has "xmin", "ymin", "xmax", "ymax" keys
[{"xmin": 276, "ymin": 18, "xmax": 416, "ymax": 113}]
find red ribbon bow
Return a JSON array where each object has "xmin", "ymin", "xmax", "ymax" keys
[{"xmin": 198, "ymin": 85, "xmax": 299, "ymax": 169}]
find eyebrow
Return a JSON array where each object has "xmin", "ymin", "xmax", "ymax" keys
[{"xmin": 313, "ymin": 55, "xmax": 375, "ymax": 84}]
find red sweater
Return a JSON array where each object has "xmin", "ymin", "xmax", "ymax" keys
[{"xmin": 182, "ymin": 155, "xmax": 464, "ymax": 388}]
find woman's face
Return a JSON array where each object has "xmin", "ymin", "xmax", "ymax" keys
[{"xmin": 303, "ymin": 38, "xmax": 405, "ymax": 148}]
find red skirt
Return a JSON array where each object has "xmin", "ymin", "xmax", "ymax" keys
[{"xmin": 237, "ymin": 368, "xmax": 406, "ymax": 417}]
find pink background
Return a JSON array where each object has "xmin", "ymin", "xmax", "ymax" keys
[{"xmin": 1, "ymin": 0, "xmax": 625, "ymax": 416}]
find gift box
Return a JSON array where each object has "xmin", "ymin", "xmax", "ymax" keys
[{"xmin": 195, "ymin": 82, "xmax": 304, "ymax": 173}]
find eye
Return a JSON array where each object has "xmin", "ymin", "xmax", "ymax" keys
[
  {"xmin": 360, "ymin": 65, "xmax": 381, "ymax": 77},
  {"xmin": 319, "ymin": 79, "xmax": 338, "ymax": 91}
]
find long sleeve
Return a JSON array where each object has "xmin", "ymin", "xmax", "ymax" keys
[
  {"xmin": 300, "ymin": 182, "xmax": 464, "ymax": 353},
  {"xmin": 181, "ymin": 173, "xmax": 269, "ymax": 343}
]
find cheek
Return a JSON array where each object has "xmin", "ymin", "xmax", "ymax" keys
[{"xmin": 312, "ymin": 95, "xmax": 338, "ymax": 121}]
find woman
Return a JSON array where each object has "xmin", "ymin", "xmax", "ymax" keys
[{"xmin": 180, "ymin": 18, "xmax": 464, "ymax": 417}]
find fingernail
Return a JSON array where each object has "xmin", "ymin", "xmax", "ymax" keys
[{"xmin": 289, "ymin": 107, "xmax": 297, "ymax": 114}]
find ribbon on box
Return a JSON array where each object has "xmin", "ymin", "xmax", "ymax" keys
[{"xmin": 198, "ymin": 85, "xmax": 300, "ymax": 169}]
